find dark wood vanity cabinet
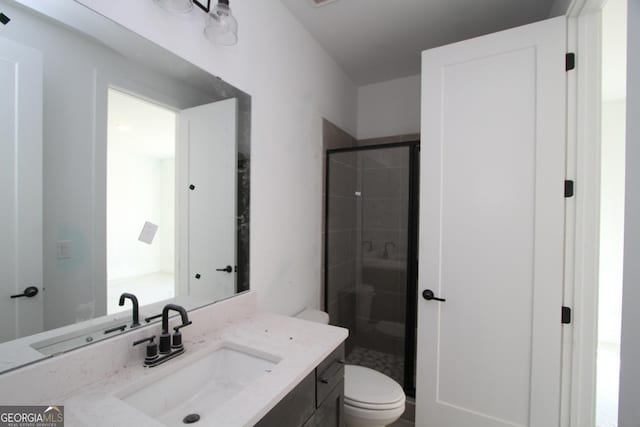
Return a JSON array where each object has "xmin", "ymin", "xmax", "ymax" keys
[
  {"xmin": 256, "ymin": 343, "xmax": 345, "ymax": 427},
  {"xmin": 303, "ymin": 378, "xmax": 344, "ymax": 427}
]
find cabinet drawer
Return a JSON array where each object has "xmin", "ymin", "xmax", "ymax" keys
[{"xmin": 316, "ymin": 343, "xmax": 345, "ymax": 407}]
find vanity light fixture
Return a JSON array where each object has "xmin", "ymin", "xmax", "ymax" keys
[
  {"xmin": 203, "ymin": 0, "xmax": 238, "ymax": 46},
  {"xmin": 153, "ymin": 0, "xmax": 238, "ymax": 46},
  {"xmin": 153, "ymin": 0, "xmax": 194, "ymax": 14}
]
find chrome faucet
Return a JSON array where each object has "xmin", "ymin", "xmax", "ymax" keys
[
  {"xmin": 133, "ymin": 303, "xmax": 191, "ymax": 367},
  {"xmin": 119, "ymin": 293, "xmax": 140, "ymax": 327}
]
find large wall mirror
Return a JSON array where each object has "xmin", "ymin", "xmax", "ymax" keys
[{"xmin": 0, "ymin": 0, "xmax": 250, "ymax": 373}]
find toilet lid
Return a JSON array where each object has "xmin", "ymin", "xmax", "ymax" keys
[{"xmin": 344, "ymin": 365, "xmax": 405, "ymax": 408}]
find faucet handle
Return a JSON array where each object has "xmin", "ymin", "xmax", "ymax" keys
[
  {"xmin": 104, "ymin": 324, "xmax": 127, "ymax": 335},
  {"xmin": 172, "ymin": 321, "xmax": 193, "ymax": 333},
  {"xmin": 133, "ymin": 335, "xmax": 155, "ymax": 346},
  {"xmin": 171, "ymin": 321, "xmax": 192, "ymax": 350},
  {"xmin": 133, "ymin": 335, "xmax": 159, "ymax": 364},
  {"xmin": 144, "ymin": 313, "xmax": 162, "ymax": 323}
]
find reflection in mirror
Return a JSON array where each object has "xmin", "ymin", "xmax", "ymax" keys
[
  {"xmin": 107, "ymin": 89, "xmax": 179, "ymax": 313},
  {"xmin": 0, "ymin": 0, "xmax": 250, "ymax": 373}
]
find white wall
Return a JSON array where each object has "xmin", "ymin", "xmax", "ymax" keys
[
  {"xmin": 356, "ymin": 74, "xmax": 421, "ymax": 140},
  {"xmin": 107, "ymin": 151, "xmax": 175, "ymax": 281},
  {"xmin": 57, "ymin": 0, "xmax": 358, "ymax": 315},
  {"xmin": 599, "ymin": 100, "xmax": 626, "ymax": 345},
  {"xmin": 619, "ymin": 0, "xmax": 639, "ymax": 424}
]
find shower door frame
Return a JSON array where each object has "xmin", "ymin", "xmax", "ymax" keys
[{"xmin": 324, "ymin": 140, "xmax": 420, "ymax": 398}]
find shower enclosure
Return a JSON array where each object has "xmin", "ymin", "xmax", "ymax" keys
[{"xmin": 325, "ymin": 141, "xmax": 419, "ymax": 397}]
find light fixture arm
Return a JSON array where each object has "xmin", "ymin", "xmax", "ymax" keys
[
  {"xmin": 193, "ymin": 0, "xmax": 211, "ymax": 13},
  {"xmin": 193, "ymin": 0, "xmax": 230, "ymax": 13}
]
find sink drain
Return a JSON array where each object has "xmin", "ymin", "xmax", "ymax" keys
[{"xmin": 183, "ymin": 414, "xmax": 200, "ymax": 424}]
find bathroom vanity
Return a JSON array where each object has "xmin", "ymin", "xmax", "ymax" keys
[
  {"xmin": 0, "ymin": 292, "xmax": 348, "ymax": 427},
  {"xmin": 257, "ymin": 344, "xmax": 345, "ymax": 427}
]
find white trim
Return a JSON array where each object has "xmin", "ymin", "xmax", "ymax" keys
[
  {"xmin": 564, "ymin": 1, "xmax": 605, "ymax": 426},
  {"xmin": 567, "ymin": 0, "xmax": 607, "ymax": 17},
  {"xmin": 560, "ymin": 15, "xmax": 577, "ymax": 427},
  {"xmin": 176, "ymin": 108, "xmax": 189, "ymax": 299},
  {"xmin": 93, "ymin": 70, "xmax": 108, "ymax": 318}
]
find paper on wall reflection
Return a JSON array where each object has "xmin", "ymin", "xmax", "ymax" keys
[{"xmin": 138, "ymin": 221, "xmax": 158, "ymax": 244}]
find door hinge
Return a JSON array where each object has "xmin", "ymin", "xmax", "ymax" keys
[
  {"xmin": 564, "ymin": 180, "xmax": 575, "ymax": 198},
  {"xmin": 566, "ymin": 53, "xmax": 576, "ymax": 71},
  {"xmin": 562, "ymin": 306, "xmax": 572, "ymax": 324}
]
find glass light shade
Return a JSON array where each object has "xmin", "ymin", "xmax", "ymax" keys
[
  {"xmin": 153, "ymin": 0, "xmax": 194, "ymax": 14},
  {"xmin": 204, "ymin": 3, "xmax": 238, "ymax": 46}
]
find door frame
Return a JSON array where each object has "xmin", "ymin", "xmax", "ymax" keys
[
  {"xmin": 324, "ymin": 141, "xmax": 420, "ymax": 397},
  {"xmin": 562, "ymin": 1, "xmax": 608, "ymax": 426}
]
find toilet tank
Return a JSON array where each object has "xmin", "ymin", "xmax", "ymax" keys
[{"xmin": 296, "ymin": 309, "xmax": 329, "ymax": 325}]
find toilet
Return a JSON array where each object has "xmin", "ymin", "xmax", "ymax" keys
[{"xmin": 296, "ymin": 309, "xmax": 406, "ymax": 427}]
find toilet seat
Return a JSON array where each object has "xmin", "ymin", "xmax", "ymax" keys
[
  {"xmin": 344, "ymin": 365, "xmax": 405, "ymax": 410},
  {"xmin": 344, "ymin": 397, "xmax": 404, "ymax": 411}
]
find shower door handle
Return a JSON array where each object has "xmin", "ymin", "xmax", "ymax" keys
[{"xmin": 422, "ymin": 289, "xmax": 445, "ymax": 302}]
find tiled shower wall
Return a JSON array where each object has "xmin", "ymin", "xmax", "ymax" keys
[
  {"xmin": 358, "ymin": 147, "xmax": 410, "ymax": 349},
  {"xmin": 322, "ymin": 119, "xmax": 419, "ymax": 337}
]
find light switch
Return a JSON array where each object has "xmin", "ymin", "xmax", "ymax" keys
[
  {"xmin": 56, "ymin": 240, "xmax": 72, "ymax": 259},
  {"xmin": 138, "ymin": 222, "xmax": 159, "ymax": 244}
]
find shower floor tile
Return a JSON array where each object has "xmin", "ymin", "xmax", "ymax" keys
[{"xmin": 346, "ymin": 346, "xmax": 405, "ymax": 386}]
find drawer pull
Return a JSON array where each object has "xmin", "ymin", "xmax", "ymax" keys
[{"xmin": 319, "ymin": 359, "xmax": 345, "ymax": 384}]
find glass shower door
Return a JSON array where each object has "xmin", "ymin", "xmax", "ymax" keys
[{"xmin": 325, "ymin": 143, "xmax": 418, "ymax": 394}]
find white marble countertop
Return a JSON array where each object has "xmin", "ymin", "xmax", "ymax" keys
[
  {"xmin": 0, "ymin": 292, "xmax": 348, "ymax": 427},
  {"xmin": 63, "ymin": 312, "xmax": 347, "ymax": 426}
]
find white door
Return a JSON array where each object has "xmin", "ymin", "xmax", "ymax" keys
[
  {"xmin": 178, "ymin": 99, "xmax": 237, "ymax": 301},
  {"xmin": 416, "ymin": 17, "xmax": 566, "ymax": 427},
  {"xmin": 0, "ymin": 37, "xmax": 43, "ymax": 343}
]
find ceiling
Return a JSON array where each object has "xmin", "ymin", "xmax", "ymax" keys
[{"xmin": 280, "ymin": 0, "xmax": 558, "ymax": 85}]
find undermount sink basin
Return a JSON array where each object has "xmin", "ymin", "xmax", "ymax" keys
[{"xmin": 117, "ymin": 344, "xmax": 280, "ymax": 426}]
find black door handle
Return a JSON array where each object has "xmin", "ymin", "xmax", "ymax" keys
[
  {"xmin": 422, "ymin": 289, "xmax": 445, "ymax": 302},
  {"xmin": 11, "ymin": 286, "xmax": 39, "ymax": 299},
  {"xmin": 216, "ymin": 265, "xmax": 233, "ymax": 273}
]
